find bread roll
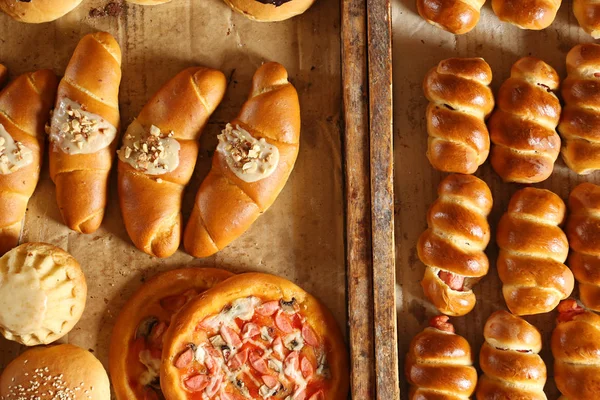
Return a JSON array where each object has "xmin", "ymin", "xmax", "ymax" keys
[
  {"xmin": 552, "ymin": 299, "xmax": 600, "ymax": 399},
  {"xmin": 423, "ymin": 58, "xmax": 494, "ymax": 174},
  {"xmin": 559, "ymin": 43, "xmax": 600, "ymax": 174},
  {"xmin": 490, "ymin": 57, "xmax": 561, "ymax": 183},
  {"xmin": 417, "ymin": 0, "xmax": 486, "ymax": 34},
  {"xmin": 223, "ymin": 0, "xmax": 316, "ymax": 21},
  {"xmin": 405, "ymin": 315, "xmax": 477, "ymax": 399},
  {"xmin": 49, "ymin": 32, "xmax": 122, "ymax": 234},
  {"xmin": 574, "ymin": 0, "xmax": 600, "ymax": 38},
  {"xmin": 117, "ymin": 68, "xmax": 227, "ymax": 258},
  {"xmin": 184, "ymin": 62, "xmax": 300, "ymax": 258},
  {"xmin": 0, "ymin": 0, "xmax": 82, "ymax": 23},
  {"xmin": 477, "ymin": 311, "xmax": 547, "ymax": 399},
  {"xmin": 0, "ymin": 344, "xmax": 109, "ymax": 399},
  {"xmin": 497, "ymin": 187, "xmax": 573, "ymax": 315},
  {"xmin": 492, "ymin": 0, "xmax": 561, "ymax": 30},
  {"xmin": 0, "ymin": 69, "xmax": 57, "ymax": 255},
  {"xmin": 418, "ymin": 174, "xmax": 492, "ymax": 316}
]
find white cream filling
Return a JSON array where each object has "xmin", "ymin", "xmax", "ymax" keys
[
  {"xmin": 0, "ymin": 124, "xmax": 33, "ymax": 175},
  {"xmin": 138, "ymin": 349, "xmax": 161, "ymax": 386}
]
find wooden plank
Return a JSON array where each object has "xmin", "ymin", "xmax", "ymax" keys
[
  {"xmin": 341, "ymin": 0, "xmax": 376, "ymax": 398},
  {"xmin": 366, "ymin": 0, "xmax": 399, "ymax": 398}
]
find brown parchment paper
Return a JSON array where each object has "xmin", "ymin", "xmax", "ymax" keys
[
  {"xmin": 392, "ymin": 1, "xmax": 597, "ymax": 397},
  {"xmin": 0, "ymin": 0, "xmax": 346, "ymax": 386}
]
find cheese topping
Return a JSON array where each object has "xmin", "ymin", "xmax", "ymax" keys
[
  {"xmin": 49, "ymin": 98, "xmax": 117, "ymax": 155},
  {"xmin": 118, "ymin": 120, "xmax": 180, "ymax": 175},
  {"xmin": 139, "ymin": 349, "xmax": 161, "ymax": 386},
  {"xmin": 217, "ymin": 124, "xmax": 279, "ymax": 183},
  {"xmin": 0, "ymin": 124, "xmax": 33, "ymax": 175}
]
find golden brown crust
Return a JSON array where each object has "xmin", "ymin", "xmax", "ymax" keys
[
  {"xmin": 492, "ymin": 0, "xmax": 561, "ymax": 30},
  {"xmin": 223, "ymin": 0, "xmax": 316, "ymax": 22},
  {"xmin": 0, "ymin": 64, "xmax": 7, "ymax": 89},
  {"xmin": 0, "ymin": 70, "xmax": 58, "ymax": 255},
  {"xmin": 118, "ymin": 67, "xmax": 227, "ymax": 258},
  {"xmin": 0, "ymin": 344, "xmax": 109, "ymax": 399},
  {"xmin": 417, "ymin": 0, "xmax": 486, "ymax": 34},
  {"xmin": 0, "ymin": 0, "xmax": 82, "ymax": 23},
  {"xmin": 423, "ymin": 58, "xmax": 494, "ymax": 174},
  {"xmin": 161, "ymin": 272, "xmax": 348, "ymax": 400},
  {"xmin": 109, "ymin": 267, "xmax": 233, "ymax": 400},
  {"xmin": 574, "ymin": 0, "xmax": 600, "ymax": 38},
  {"xmin": 184, "ymin": 62, "xmax": 301, "ymax": 258},
  {"xmin": 490, "ymin": 57, "xmax": 561, "ymax": 183},
  {"xmin": 49, "ymin": 32, "xmax": 122, "ymax": 234}
]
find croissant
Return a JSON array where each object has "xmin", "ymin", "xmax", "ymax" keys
[
  {"xmin": 416, "ymin": 0, "xmax": 486, "ymax": 34},
  {"xmin": 574, "ymin": 0, "xmax": 600, "ymax": 38},
  {"xmin": 559, "ymin": 43, "xmax": 600, "ymax": 174},
  {"xmin": 418, "ymin": 174, "xmax": 492, "ymax": 316},
  {"xmin": 552, "ymin": 299, "xmax": 600, "ymax": 399},
  {"xmin": 423, "ymin": 58, "xmax": 494, "ymax": 174},
  {"xmin": 477, "ymin": 310, "xmax": 547, "ymax": 399},
  {"xmin": 117, "ymin": 68, "xmax": 226, "ymax": 258},
  {"xmin": 48, "ymin": 32, "xmax": 122, "ymax": 233},
  {"xmin": 497, "ymin": 187, "xmax": 574, "ymax": 315},
  {"xmin": 489, "ymin": 57, "xmax": 561, "ymax": 183},
  {"xmin": 492, "ymin": 0, "xmax": 561, "ymax": 30},
  {"xmin": 0, "ymin": 70, "xmax": 58, "ymax": 255},
  {"xmin": 184, "ymin": 62, "xmax": 300, "ymax": 258},
  {"xmin": 405, "ymin": 315, "xmax": 477, "ymax": 399}
]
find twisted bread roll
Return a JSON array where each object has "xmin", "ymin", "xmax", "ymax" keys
[
  {"xmin": 0, "ymin": 70, "xmax": 57, "ymax": 255},
  {"xmin": 423, "ymin": 58, "xmax": 494, "ymax": 174},
  {"xmin": 492, "ymin": 0, "xmax": 561, "ymax": 30},
  {"xmin": 405, "ymin": 316, "xmax": 477, "ymax": 399},
  {"xmin": 477, "ymin": 311, "xmax": 547, "ymax": 399},
  {"xmin": 559, "ymin": 44, "xmax": 600, "ymax": 174},
  {"xmin": 497, "ymin": 188, "xmax": 574, "ymax": 315},
  {"xmin": 490, "ymin": 57, "xmax": 561, "ymax": 183},
  {"xmin": 118, "ymin": 68, "xmax": 227, "ymax": 258},
  {"xmin": 417, "ymin": 0, "xmax": 486, "ymax": 34},
  {"xmin": 49, "ymin": 32, "xmax": 122, "ymax": 233},
  {"xmin": 574, "ymin": 0, "xmax": 600, "ymax": 38},
  {"xmin": 184, "ymin": 62, "xmax": 300, "ymax": 258},
  {"xmin": 552, "ymin": 299, "xmax": 600, "ymax": 399},
  {"xmin": 567, "ymin": 183, "xmax": 600, "ymax": 311},
  {"xmin": 418, "ymin": 174, "xmax": 492, "ymax": 316}
]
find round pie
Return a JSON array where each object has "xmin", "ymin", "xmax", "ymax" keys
[
  {"xmin": 161, "ymin": 272, "xmax": 349, "ymax": 400},
  {"xmin": 109, "ymin": 267, "xmax": 234, "ymax": 400}
]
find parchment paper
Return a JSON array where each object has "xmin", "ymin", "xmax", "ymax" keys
[
  {"xmin": 392, "ymin": 1, "xmax": 596, "ymax": 397},
  {"xmin": 0, "ymin": 0, "xmax": 346, "ymax": 386}
]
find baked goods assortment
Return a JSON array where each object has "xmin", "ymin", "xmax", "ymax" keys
[
  {"xmin": 222, "ymin": 0, "xmax": 317, "ymax": 22},
  {"xmin": 0, "ymin": 0, "xmax": 83, "ymax": 23},
  {"xmin": 422, "ymin": 58, "xmax": 494, "ymax": 174},
  {"xmin": 416, "ymin": 0, "xmax": 485, "ymax": 34},
  {"xmin": 492, "ymin": 0, "xmax": 561, "ymax": 30}
]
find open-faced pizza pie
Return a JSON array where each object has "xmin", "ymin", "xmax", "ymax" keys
[
  {"xmin": 160, "ymin": 273, "xmax": 349, "ymax": 400},
  {"xmin": 109, "ymin": 267, "xmax": 234, "ymax": 399}
]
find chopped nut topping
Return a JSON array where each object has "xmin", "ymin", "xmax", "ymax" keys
[{"xmin": 0, "ymin": 125, "xmax": 33, "ymax": 175}]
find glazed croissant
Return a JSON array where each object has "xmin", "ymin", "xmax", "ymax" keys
[
  {"xmin": 559, "ymin": 43, "xmax": 600, "ymax": 174},
  {"xmin": 552, "ymin": 299, "xmax": 600, "ymax": 399},
  {"xmin": 567, "ymin": 183, "xmax": 600, "ymax": 311},
  {"xmin": 497, "ymin": 187, "xmax": 574, "ymax": 315},
  {"xmin": 423, "ymin": 58, "xmax": 494, "ymax": 174},
  {"xmin": 492, "ymin": 0, "xmax": 561, "ymax": 30},
  {"xmin": 0, "ymin": 69, "xmax": 58, "ymax": 255},
  {"xmin": 405, "ymin": 315, "xmax": 477, "ymax": 399},
  {"xmin": 118, "ymin": 68, "xmax": 226, "ymax": 258},
  {"xmin": 574, "ymin": 0, "xmax": 600, "ymax": 38},
  {"xmin": 417, "ymin": 0, "xmax": 486, "ymax": 34},
  {"xmin": 490, "ymin": 57, "xmax": 561, "ymax": 183},
  {"xmin": 49, "ymin": 32, "xmax": 122, "ymax": 233},
  {"xmin": 418, "ymin": 174, "xmax": 492, "ymax": 316},
  {"xmin": 184, "ymin": 62, "xmax": 301, "ymax": 258},
  {"xmin": 477, "ymin": 311, "xmax": 547, "ymax": 399}
]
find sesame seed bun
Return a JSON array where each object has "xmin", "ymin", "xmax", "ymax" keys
[
  {"xmin": 0, "ymin": 344, "xmax": 110, "ymax": 400},
  {"xmin": 223, "ymin": 0, "xmax": 316, "ymax": 22}
]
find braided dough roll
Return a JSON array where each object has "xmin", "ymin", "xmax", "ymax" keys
[
  {"xmin": 118, "ymin": 68, "xmax": 227, "ymax": 258},
  {"xmin": 490, "ymin": 57, "xmax": 561, "ymax": 183},
  {"xmin": 574, "ymin": 0, "xmax": 600, "ymax": 38},
  {"xmin": 405, "ymin": 316, "xmax": 477, "ymax": 399},
  {"xmin": 552, "ymin": 299, "xmax": 600, "ymax": 399},
  {"xmin": 0, "ymin": 69, "xmax": 57, "ymax": 255},
  {"xmin": 49, "ymin": 32, "xmax": 122, "ymax": 233},
  {"xmin": 559, "ymin": 44, "xmax": 600, "ymax": 174},
  {"xmin": 417, "ymin": 0, "xmax": 486, "ymax": 34},
  {"xmin": 492, "ymin": 0, "xmax": 561, "ymax": 30},
  {"xmin": 423, "ymin": 58, "xmax": 494, "ymax": 174},
  {"xmin": 418, "ymin": 174, "xmax": 492, "ymax": 316},
  {"xmin": 497, "ymin": 188, "xmax": 573, "ymax": 315},
  {"xmin": 477, "ymin": 311, "xmax": 547, "ymax": 399},
  {"xmin": 184, "ymin": 62, "xmax": 300, "ymax": 258}
]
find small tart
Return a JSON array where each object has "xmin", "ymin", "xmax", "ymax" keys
[
  {"xmin": 0, "ymin": 242, "xmax": 86, "ymax": 346},
  {"xmin": 109, "ymin": 268, "xmax": 234, "ymax": 400},
  {"xmin": 161, "ymin": 273, "xmax": 349, "ymax": 400}
]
